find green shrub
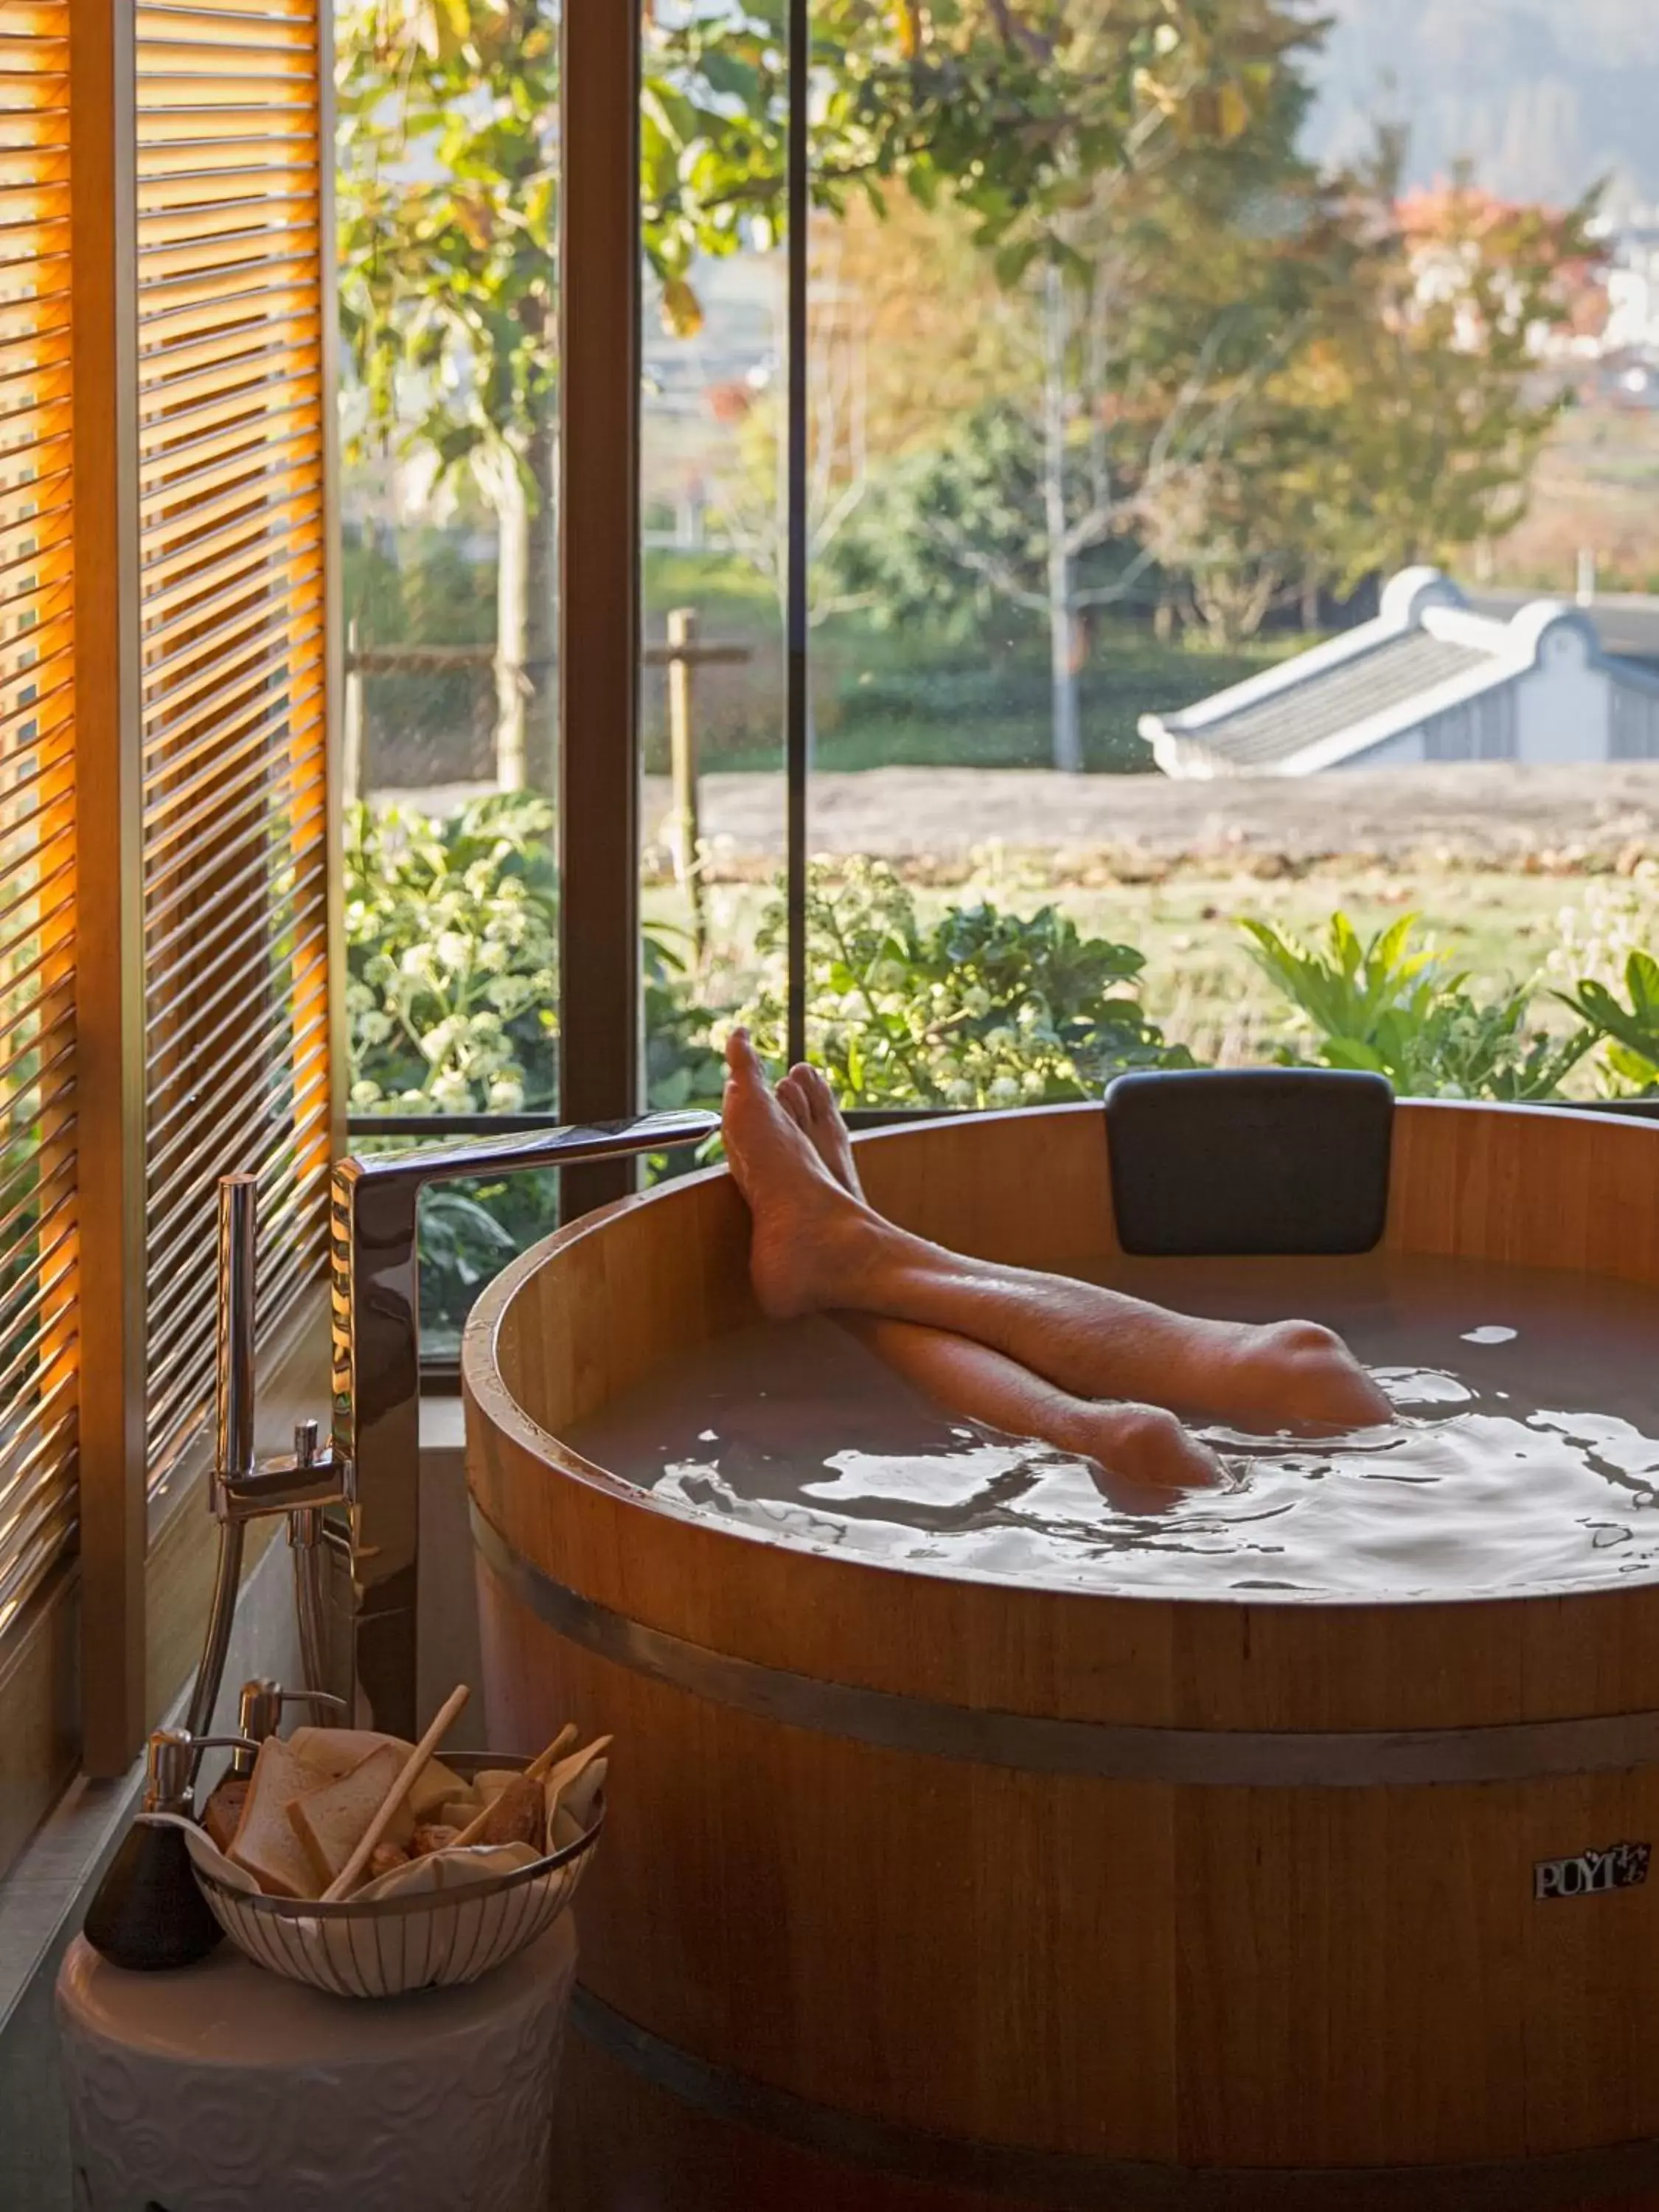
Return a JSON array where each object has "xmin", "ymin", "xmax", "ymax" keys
[
  {"xmin": 1242, "ymin": 911, "xmax": 1599, "ymax": 1102},
  {"xmin": 1556, "ymin": 952, "xmax": 1659, "ymax": 1095},
  {"xmin": 731, "ymin": 860, "xmax": 1193, "ymax": 1110},
  {"xmin": 344, "ymin": 808, "xmax": 1654, "ymax": 1338},
  {"xmin": 345, "ymin": 793, "xmax": 560, "ymax": 1116}
]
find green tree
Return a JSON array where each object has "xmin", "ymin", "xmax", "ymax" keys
[
  {"xmin": 825, "ymin": 53, "xmax": 1357, "ymax": 715},
  {"xmin": 338, "ymin": 0, "xmax": 1315, "ymax": 783},
  {"xmin": 1274, "ymin": 159, "xmax": 1603, "ymax": 588}
]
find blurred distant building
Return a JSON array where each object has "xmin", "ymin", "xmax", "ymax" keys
[
  {"xmin": 1602, "ymin": 214, "xmax": 1659, "ymax": 355},
  {"xmin": 1141, "ymin": 568, "xmax": 1659, "ymax": 776}
]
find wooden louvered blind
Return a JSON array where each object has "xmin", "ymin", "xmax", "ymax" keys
[
  {"xmin": 135, "ymin": 0, "xmax": 330, "ymax": 1478},
  {"xmin": 0, "ymin": 3, "xmax": 78, "ymax": 1638}
]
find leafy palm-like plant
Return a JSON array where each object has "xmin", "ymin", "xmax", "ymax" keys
[
  {"xmin": 1242, "ymin": 911, "xmax": 1599, "ymax": 1102},
  {"xmin": 1556, "ymin": 952, "xmax": 1659, "ymax": 1096},
  {"xmin": 1240, "ymin": 911, "xmax": 1444, "ymax": 1047}
]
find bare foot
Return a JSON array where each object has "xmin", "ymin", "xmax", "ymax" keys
[
  {"xmin": 722, "ymin": 1032, "xmax": 883, "ymax": 1320},
  {"xmin": 776, "ymin": 1062, "xmax": 866, "ymax": 1200}
]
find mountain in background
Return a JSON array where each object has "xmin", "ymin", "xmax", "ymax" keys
[{"xmin": 1300, "ymin": 0, "xmax": 1659, "ymax": 211}]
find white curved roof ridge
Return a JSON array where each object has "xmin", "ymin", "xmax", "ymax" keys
[
  {"xmin": 1158, "ymin": 566, "xmax": 1468, "ymax": 738},
  {"xmin": 1419, "ymin": 597, "xmax": 1596, "ymax": 663},
  {"xmin": 1500, "ymin": 598, "xmax": 1599, "ymax": 658},
  {"xmin": 1378, "ymin": 565, "xmax": 1467, "ymax": 625}
]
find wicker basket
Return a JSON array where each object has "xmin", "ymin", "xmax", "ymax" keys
[{"xmin": 184, "ymin": 1752, "xmax": 603, "ymax": 1999}]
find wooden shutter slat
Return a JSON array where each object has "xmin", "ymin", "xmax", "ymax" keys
[
  {"xmin": 134, "ymin": 330, "xmax": 316, "ymax": 411},
  {"xmin": 144, "ymin": 903, "xmax": 324, "ymax": 1102},
  {"xmin": 0, "ymin": 681, "xmax": 72, "ymax": 759},
  {"xmin": 142, "ymin": 685, "xmax": 316, "ymax": 838},
  {"xmin": 146, "ymin": 1155, "xmax": 322, "ymax": 1346},
  {"xmin": 139, "ymin": 512, "xmax": 321, "ymax": 631},
  {"xmin": 137, "ymin": 462, "xmax": 321, "ymax": 566},
  {"xmin": 143, "ymin": 754, "xmax": 321, "ymax": 934},
  {"xmin": 0, "ymin": 1141, "xmax": 72, "ymax": 1256},
  {"xmin": 0, "ymin": 1368, "xmax": 77, "ymax": 1503},
  {"xmin": 140, "ymin": 651, "xmax": 316, "ymax": 791},
  {"xmin": 0, "ymin": 1495, "xmax": 76, "ymax": 1638},
  {"xmin": 146, "ymin": 1046, "xmax": 325, "ymax": 1273},
  {"xmin": 135, "ymin": 396, "xmax": 319, "ymax": 482},
  {"xmin": 0, "ymin": 841, "xmax": 73, "ymax": 966},
  {"xmin": 148, "ymin": 1124, "xmax": 327, "ymax": 1327},
  {"xmin": 144, "ymin": 851, "xmax": 322, "ymax": 1026},
  {"xmin": 138, "ymin": 226, "xmax": 319, "ymax": 286}
]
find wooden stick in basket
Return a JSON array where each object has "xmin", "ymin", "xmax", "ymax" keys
[
  {"xmin": 451, "ymin": 1722, "xmax": 584, "ymax": 1848},
  {"xmin": 322, "ymin": 1683, "xmax": 470, "ymax": 1902},
  {"xmin": 526, "ymin": 1722, "xmax": 577, "ymax": 1784}
]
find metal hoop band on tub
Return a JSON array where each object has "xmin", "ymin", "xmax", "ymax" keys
[
  {"xmin": 471, "ymin": 1502, "xmax": 1659, "ymax": 1790},
  {"xmin": 571, "ymin": 1983, "xmax": 1659, "ymax": 2211}
]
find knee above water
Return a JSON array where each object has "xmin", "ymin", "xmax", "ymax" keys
[
  {"xmin": 1264, "ymin": 1318, "xmax": 1346, "ymax": 1365},
  {"xmin": 1110, "ymin": 1405, "xmax": 1188, "ymax": 1453}
]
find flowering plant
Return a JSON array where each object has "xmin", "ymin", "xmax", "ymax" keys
[
  {"xmin": 344, "ymin": 795, "xmax": 560, "ymax": 1118},
  {"xmin": 730, "ymin": 860, "xmax": 1192, "ymax": 1110}
]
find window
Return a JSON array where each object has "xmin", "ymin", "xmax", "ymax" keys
[
  {"xmin": 616, "ymin": 5, "xmax": 1658, "ymax": 1119},
  {"xmin": 334, "ymin": 0, "xmax": 565, "ymax": 1354},
  {"xmin": 7, "ymin": 0, "xmax": 1658, "ymax": 1875}
]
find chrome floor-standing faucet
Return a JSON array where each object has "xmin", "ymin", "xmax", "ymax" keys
[{"xmin": 187, "ymin": 1111, "xmax": 717, "ymax": 1748}]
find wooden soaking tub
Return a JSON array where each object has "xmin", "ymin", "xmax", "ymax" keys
[{"xmin": 463, "ymin": 1091, "xmax": 1659, "ymax": 2211}]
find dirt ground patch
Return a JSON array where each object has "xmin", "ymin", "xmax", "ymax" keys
[{"xmin": 645, "ymin": 761, "xmax": 1659, "ymax": 879}]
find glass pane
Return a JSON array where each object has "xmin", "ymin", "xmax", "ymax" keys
[
  {"xmin": 639, "ymin": 4, "xmax": 785, "ymax": 1149},
  {"xmin": 335, "ymin": 0, "xmax": 563, "ymax": 1350},
  {"xmin": 795, "ymin": 6, "xmax": 1658, "ymax": 1113}
]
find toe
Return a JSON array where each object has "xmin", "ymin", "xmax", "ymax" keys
[
  {"xmin": 724, "ymin": 1027, "xmax": 765, "ymax": 1085},
  {"xmin": 776, "ymin": 1074, "xmax": 808, "ymax": 1127},
  {"xmin": 787, "ymin": 1062, "xmax": 825, "ymax": 1121},
  {"xmin": 804, "ymin": 1064, "xmax": 838, "ymax": 1120}
]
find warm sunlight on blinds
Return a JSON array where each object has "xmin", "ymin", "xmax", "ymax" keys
[
  {"xmin": 0, "ymin": 4, "xmax": 78, "ymax": 1635},
  {"xmin": 135, "ymin": 0, "xmax": 330, "ymax": 1477}
]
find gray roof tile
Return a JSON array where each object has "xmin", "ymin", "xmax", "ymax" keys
[{"xmin": 1178, "ymin": 631, "xmax": 1492, "ymax": 767}]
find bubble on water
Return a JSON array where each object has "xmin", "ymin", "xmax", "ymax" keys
[{"xmin": 1462, "ymin": 1324, "xmax": 1519, "ymax": 1345}]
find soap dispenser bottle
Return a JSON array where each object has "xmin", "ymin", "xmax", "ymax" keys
[{"xmin": 83, "ymin": 1727, "xmax": 254, "ymax": 1972}]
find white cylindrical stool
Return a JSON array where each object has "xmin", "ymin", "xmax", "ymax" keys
[{"xmin": 57, "ymin": 1910, "xmax": 578, "ymax": 2211}]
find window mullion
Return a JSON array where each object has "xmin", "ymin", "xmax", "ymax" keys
[{"xmin": 557, "ymin": 2, "xmax": 642, "ymax": 1222}]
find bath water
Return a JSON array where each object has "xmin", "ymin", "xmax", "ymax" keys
[{"xmin": 567, "ymin": 1253, "xmax": 1659, "ymax": 1599}]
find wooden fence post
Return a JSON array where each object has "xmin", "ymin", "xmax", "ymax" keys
[
  {"xmin": 667, "ymin": 605, "xmax": 705, "ymax": 961},
  {"xmin": 342, "ymin": 617, "xmax": 364, "ymax": 804}
]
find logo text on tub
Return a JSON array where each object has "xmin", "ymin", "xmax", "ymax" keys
[{"xmin": 1534, "ymin": 1840, "xmax": 1651, "ymax": 1901}]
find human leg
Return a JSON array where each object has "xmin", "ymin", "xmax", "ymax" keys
[
  {"xmin": 727, "ymin": 1036, "xmax": 1389, "ymax": 1432},
  {"xmin": 837, "ymin": 1315, "xmax": 1223, "ymax": 1487}
]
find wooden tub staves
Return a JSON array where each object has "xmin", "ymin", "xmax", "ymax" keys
[{"xmin": 462, "ymin": 1099, "xmax": 1659, "ymax": 2211}]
